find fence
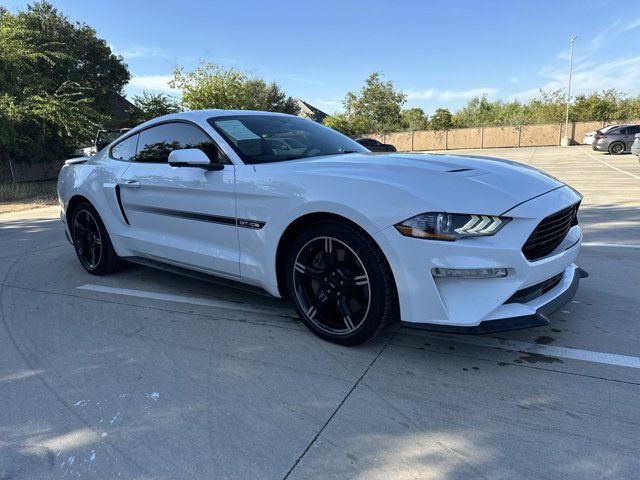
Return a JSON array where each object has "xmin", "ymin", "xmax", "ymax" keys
[
  {"xmin": 367, "ymin": 120, "xmax": 638, "ymax": 152},
  {"xmin": 1, "ymin": 156, "xmax": 66, "ymax": 184}
]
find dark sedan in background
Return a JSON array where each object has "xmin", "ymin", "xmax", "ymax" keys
[
  {"xmin": 356, "ymin": 137, "xmax": 397, "ymax": 152},
  {"xmin": 592, "ymin": 124, "xmax": 640, "ymax": 154}
]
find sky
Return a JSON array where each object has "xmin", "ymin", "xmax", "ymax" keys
[{"xmin": 6, "ymin": 0, "xmax": 640, "ymax": 115}]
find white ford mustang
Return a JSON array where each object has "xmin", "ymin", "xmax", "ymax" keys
[{"xmin": 58, "ymin": 110, "xmax": 587, "ymax": 345}]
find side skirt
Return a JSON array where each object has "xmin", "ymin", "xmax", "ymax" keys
[{"xmin": 124, "ymin": 256, "xmax": 273, "ymax": 297}]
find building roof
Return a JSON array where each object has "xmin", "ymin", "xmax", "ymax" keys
[{"xmin": 295, "ymin": 99, "xmax": 328, "ymax": 122}]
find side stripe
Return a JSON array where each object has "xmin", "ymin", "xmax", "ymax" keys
[{"xmin": 126, "ymin": 204, "xmax": 265, "ymax": 229}]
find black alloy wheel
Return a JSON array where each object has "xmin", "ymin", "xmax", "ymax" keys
[
  {"xmin": 71, "ymin": 202, "xmax": 121, "ymax": 275},
  {"xmin": 287, "ymin": 222, "xmax": 395, "ymax": 345},
  {"xmin": 609, "ymin": 141, "xmax": 625, "ymax": 155}
]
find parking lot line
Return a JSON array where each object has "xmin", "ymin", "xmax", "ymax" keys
[
  {"xmin": 76, "ymin": 284, "xmax": 296, "ymax": 318},
  {"xmin": 78, "ymin": 285, "xmax": 639, "ymax": 370},
  {"xmin": 580, "ymin": 148, "xmax": 640, "ymax": 180},
  {"xmin": 415, "ymin": 333, "xmax": 640, "ymax": 369}
]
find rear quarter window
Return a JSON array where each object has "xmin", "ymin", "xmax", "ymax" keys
[{"xmin": 110, "ymin": 134, "xmax": 139, "ymax": 161}]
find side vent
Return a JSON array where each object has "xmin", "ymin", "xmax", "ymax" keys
[{"xmin": 114, "ymin": 185, "xmax": 129, "ymax": 225}]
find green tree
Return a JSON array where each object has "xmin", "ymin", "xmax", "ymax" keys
[
  {"xmin": 401, "ymin": 108, "xmax": 429, "ymax": 131},
  {"xmin": 129, "ymin": 91, "xmax": 181, "ymax": 124},
  {"xmin": 322, "ymin": 113, "xmax": 357, "ymax": 136},
  {"xmin": 527, "ymin": 89, "xmax": 567, "ymax": 124},
  {"xmin": 572, "ymin": 89, "xmax": 627, "ymax": 122},
  {"xmin": 343, "ymin": 72, "xmax": 406, "ymax": 134},
  {"xmin": 0, "ymin": 1, "xmax": 129, "ymax": 165},
  {"xmin": 170, "ymin": 61, "xmax": 299, "ymax": 114},
  {"xmin": 429, "ymin": 108, "xmax": 453, "ymax": 131}
]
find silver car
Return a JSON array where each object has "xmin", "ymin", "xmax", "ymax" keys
[
  {"xmin": 631, "ymin": 133, "xmax": 640, "ymax": 158},
  {"xmin": 592, "ymin": 124, "xmax": 640, "ymax": 154}
]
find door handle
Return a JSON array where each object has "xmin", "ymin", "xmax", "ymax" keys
[{"xmin": 120, "ymin": 180, "xmax": 141, "ymax": 188}]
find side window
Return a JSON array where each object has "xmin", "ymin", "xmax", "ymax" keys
[
  {"xmin": 110, "ymin": 134, "xmax": 139, "ymax": 161},
  {"xmin": 359, "ymin": 139, "xmax": 371, "ymax": 146},
  {"xmin": 133, "ymin": 122, "xmax": 222, "ymax": 163},
  {"xmin": 627, "ymin": 126, "xmax": 640, "ymax": 135},
  {"xmin": 371, "ymin": 139, "xmax": 381, "ymax": 145}
]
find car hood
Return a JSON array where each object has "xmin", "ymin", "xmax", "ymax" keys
[{"xmin": 284, "ymin": 152, "xmax": 565, "ymax": 215}]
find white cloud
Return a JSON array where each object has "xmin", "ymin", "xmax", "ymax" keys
[
  {"xmin": 313, "ymin": 98, "xmax": 343, "ymax": 113},
  {"xmin": 111, "ymin": 45, "xmax": 167, "ymax": 60},
  {"xmin": 589, "ymin": 17, "xmax": 640, "ymax": 50},
  {"xmin": 508, "ymin": 55, "xmax": 640, "ymax": 101},
  {"xmin": 591, "ymin": 21, "xmax": 621, "ymax": 50},
  {"xmin": 406, "ymin": 87, "xmax": 498, "ymax": 102},
  {"xmin": 127, "ymin": 74, "xmax": 178, "ymax": 94}
]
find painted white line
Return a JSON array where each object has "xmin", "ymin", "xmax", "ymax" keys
[
  {"xmin": 580, "ymin": 148, "xmax": 640, "ymax": 180},
  {"xmin": 77, "ymin": 284, "xmax": 296, "ymax": 317},
  {"xmin": 582, "ymin": 242, "xmax": 640, "ymax": 249},
  {"xmin": 418, "ymin": 333, "xmax": 640, "ymax": 369}
]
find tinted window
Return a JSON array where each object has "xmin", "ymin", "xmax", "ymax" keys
[
  {"xmin": 208, "ymin": 115, "xmax": 368, "ymax": 164},
  {"xmin": 626, "ymin": 125, "xmax": 640, "ymax": 135},
  {"xmin": 133, "ymin": 122, "xmax": 221, "ymax": 163},
  {"xmin": 110, "ymin": 134, "xmax": 139, "ymax": 161}
]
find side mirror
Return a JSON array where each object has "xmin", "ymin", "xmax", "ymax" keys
[{"xmin": 168, "ymin": 148, "xmax": 224, "ymax": 170}]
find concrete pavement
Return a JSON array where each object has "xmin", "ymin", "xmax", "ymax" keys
[{"xmin": 1, "ymin": 146, "xmax": 639, "ymax": 479}]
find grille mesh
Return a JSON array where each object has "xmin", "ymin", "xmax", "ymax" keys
[{"xmin": 522, "ymin": 203, "xmax": 580, "ymax": 261}]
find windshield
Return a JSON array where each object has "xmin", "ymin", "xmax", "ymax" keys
[{"xmin": 207, "ymin": 115, "xmax": 368, "ymax": 164}]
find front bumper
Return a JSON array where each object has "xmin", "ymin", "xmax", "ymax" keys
[
  {"xmin": 401, "ymin": 265, "xmax": 588, "ymax": 333},
  {"xmin": 373, "ymin": 186, "xmax": 585, "ymax": 330}
]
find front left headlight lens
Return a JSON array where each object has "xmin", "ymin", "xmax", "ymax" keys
[{"xmin": 394, "ymin": 212, "xmax": 510, "ymax": 241}]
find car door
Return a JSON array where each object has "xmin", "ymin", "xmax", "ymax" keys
[{"xmin": 117, "ymin": 121, "xmax": 240, "ymax": 277}]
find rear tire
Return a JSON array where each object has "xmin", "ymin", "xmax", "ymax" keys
[
  {"xmin": 609, "ymin": 141, "xmax": 625, "ymax": 155},
  {"xmin": 286, "ymin": 221, "xmax": 395, "ymax": 346},
  {"xmin": 70, "ymin": 202, "xmax": 122, "ymax": 275}
]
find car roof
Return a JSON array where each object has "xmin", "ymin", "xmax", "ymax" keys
[{"xmin": 126, "ymin": 109, "xmax": 299, "ymax": 136}]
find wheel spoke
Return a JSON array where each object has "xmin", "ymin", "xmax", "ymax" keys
[
  {"xmin": 341, "ymin": 272, "xmax": 369, "ymax": 286},
  {"xmin": 304, "ymin": 293, "xmax": 328, "ymax": 320},
  {"xmin": 294, "ymin": 261, "xmax": 323, "ymax": 280},
  {"xmin": 74, "ymin": 220, "xmax": 87, "ymax": 234},
  {"xmin": 338, "ymin": 296, "xmax": 356, "ymax": 331}
]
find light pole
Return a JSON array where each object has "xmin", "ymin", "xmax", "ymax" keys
[{"xmin": 562, "ymin": 36, "xmax": 577, "ymax": 146}]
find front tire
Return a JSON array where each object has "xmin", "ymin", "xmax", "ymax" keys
[
  {"xmin": 70, "ymin": 202, "xmax": 122, "ymax": 275},
  {"xmin": 286, "ymin": 222, "xmax": 395, "ymax": 346},
  {"xmin": 609, "ymin": 141, "xmax": 625, "ymax": 155}
]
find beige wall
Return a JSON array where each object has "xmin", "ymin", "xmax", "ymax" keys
[
  {"xmin": 385, "ymin": 132, "xmax": 413, "ymax": 151},
  {"xmin": 482, "ymin": 126, "xmax": 519, "ymax": 148},
  {"xmin": 412, "ymin": 130, "xmax": 446, "ymax": 151},
  {"xmin": 520, "ymin": 124, "xmax": 561, "ymax": 147},
  {"xmin": 365, "ymin": 118, "xmax": 640, "ymax": 152},
  {"xmin": 572, "ymin": 121, "xmax": 604, "ymax": 143},
  {"xmin": 447, "ymin": 128, "xmax": 482, "ymax": 149}
]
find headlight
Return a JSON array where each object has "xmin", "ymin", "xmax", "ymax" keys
[{"xmin": 394, "ymin": 213, "xmax": 510, "ymax": 241}]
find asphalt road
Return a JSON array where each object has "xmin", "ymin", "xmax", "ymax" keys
[{"xmin": 1, "ymin": 146, "xmax": 639, "ymax": 479}]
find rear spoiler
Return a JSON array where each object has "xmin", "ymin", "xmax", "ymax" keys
[{"xmin": 64, "ymin": 157, "xmax": 91, "ymax": 165}]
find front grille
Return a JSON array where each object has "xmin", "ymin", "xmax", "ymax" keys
[
  {"xmin": 505, "ymin": 272, "xmax": 564, "ymax": 304},
  {"xmin": 522, "ymin": 202, "xmax": 580, "ymax": 261}
]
